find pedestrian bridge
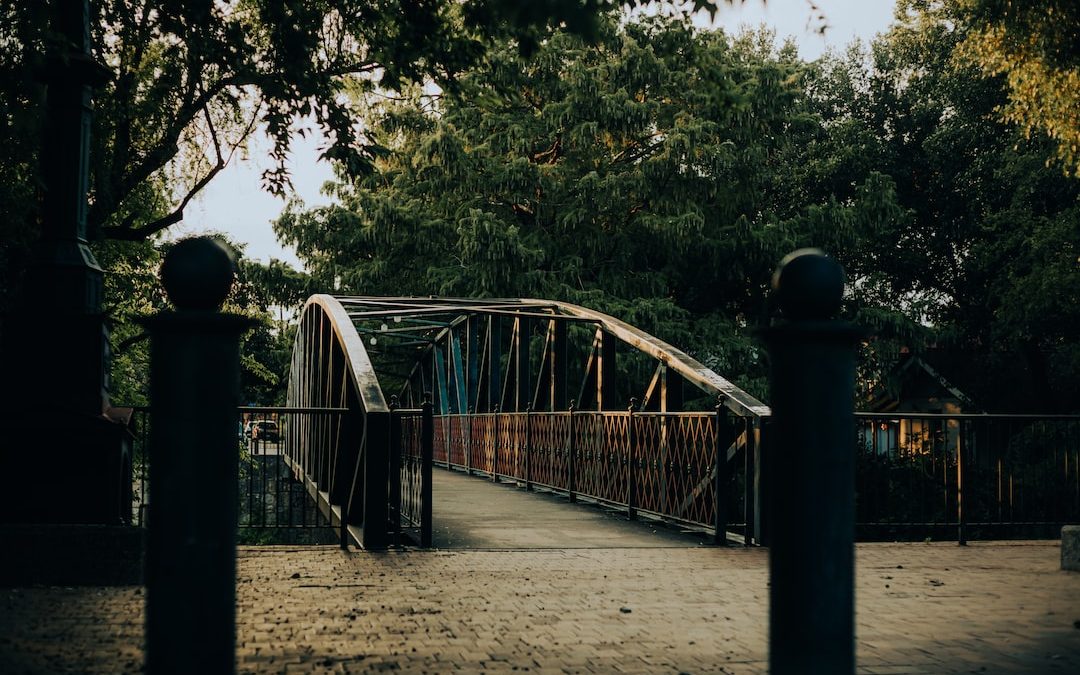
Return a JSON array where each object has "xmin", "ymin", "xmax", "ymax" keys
[
  {"xmin": 277, "ymin": 295, "xmax": 771, "ymax": 550},
  {"xmin": 146, "ymin": 294, "xmax": 1078, "ymax": 551}
]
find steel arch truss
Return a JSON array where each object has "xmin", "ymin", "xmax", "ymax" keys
[
  {"xmin": 328, "ymin": 296, "xmax": 768, "ymax": 418},
  {"xmin": 286, "ymin": 295, "xmax": 391, "ymax": 549}
]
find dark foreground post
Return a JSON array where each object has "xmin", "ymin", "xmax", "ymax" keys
[
  {"xmin": 144, "ymin": 238, "xmax": 253, "ymax": 675},
  {"xmin": 762, "ymin": 249, "xmax": 862, "ymax": 674}
]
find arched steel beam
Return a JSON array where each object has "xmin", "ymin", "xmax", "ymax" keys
[
  {"xmin": 329, "ymin": 295, "xmax": 768, "ymax": 418},
  {"xmin": 294, "ymin": 294, "xmax": 389, "ymax": 414},
  {"xmin": 285, "ymin": 294, "xmax": 391, "ymax": 549}
]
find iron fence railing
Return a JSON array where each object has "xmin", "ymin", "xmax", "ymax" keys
[
  {"xmin": 131, "ymin": 404, "xmax": 434, "ymax": 546},
  {"xmin": 390, "ymin": 402, "xmax": 433, "ymax": 547},
  {"xmin": 130, "ymin": 407, "xmax": 346, "ymax": 544},
  {"xmin": 433, "ymin": 409, "xmax": 1080, "ymax": 544},
  {"xmin": 132, "ymin": 405, "xmax": 1078, "ymax": 545},
  {"xmin": 434, "ymin": 408, "xmax": 760, "ymax": 543},
  {"xmin": 854, "ymin": 413, "xmax": 1080, "ymax": 541}
]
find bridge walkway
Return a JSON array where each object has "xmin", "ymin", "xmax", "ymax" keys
[{"xmin": 430, "ymin": 467, "xmax": 705, "ymax": 549}]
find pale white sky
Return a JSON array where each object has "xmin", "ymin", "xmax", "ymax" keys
[{"xmin": 176, "ymin": 0, "xmax": 898, "ymax": 268}]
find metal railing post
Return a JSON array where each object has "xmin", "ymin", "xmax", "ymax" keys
[
  {"xmin": 144, "ymin": 238, "xmax": 254, "ymax": 675},
  {"xmin": 388, "ymin": 396, "xmax": 401, "ymax": 541},
  {"xmin": 568, "ymin": 401, "xmax": 577, "ymax": 502},
  {"xmin": 627, "ymin": 398, "xmax": 638, "ymax": 520},
  {"xmin": 465, "ymin": 408, "xmax": 473, "ymax": 476},
  {"xmin": 524, "ymin": 405, "xmax": 533, "ymax": 491},
  {"xmin": 492, "ymin": 405, "xmax": 500, "ymax": 482},
  {"xmin": 713, "ymin": 397, "xmax": 729, "ymax": 546},
  {"xmin": 744, "ymin": 420, "xmax": 755, "ymax": 547},
  {"xmin": 421, "ymin": 394, "xmax": 434, "ymax": 548},
  {"xmin": 761, "ymin": 249, "xmax": 862, "ymax": 675}
]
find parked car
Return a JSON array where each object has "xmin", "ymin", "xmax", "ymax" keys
[{"xmin": 250, "ymin": 420, "xmax": 279, "ymax": 443}]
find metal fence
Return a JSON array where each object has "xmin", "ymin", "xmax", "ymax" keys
[
  {"xmin": 433, "ymin": 408, "xmax": 761, "ymax": 544},
  {"xmin": 131, "ymin": 407, "xmax": 346, "ymax": 544},
  {"xmin": 130, "ymin": 405, "xmax": 1079, "ymax": 545},
  {"xmin": 431, "ymin": 409, "xmax": 1080, "ymax": 544},
  {"xmin": 854, "ymin": 413, "xmax": 1080, "ymax": 541},
  {"xmin": 390, "ymin": 402, "xmax": 433, "ymax": 547},
  {"xmin": 130, "ymin": 405, "xmax": 434, "ymax": 546}
]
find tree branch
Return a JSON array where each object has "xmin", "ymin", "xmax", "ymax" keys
[{"xmin": 105, "ymin": 100, "xmax": 232, "ymax": 241}]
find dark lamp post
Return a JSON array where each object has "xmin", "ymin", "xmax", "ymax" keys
[{"xmin": 0, "ymin": 0, "xmax": 131, "ymax": 528}]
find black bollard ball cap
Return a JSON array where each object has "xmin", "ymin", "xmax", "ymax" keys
[
  {"xmin": 160, "ymin": 237, "xmax": 236, "ymax": 310},
  {"xmin": 771, "ymin": 248, "xmax": 845, "ymax": 321}
]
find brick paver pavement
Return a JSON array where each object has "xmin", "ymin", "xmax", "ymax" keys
[{"xmin": 2, "ymin": 541, "xmax": 1078, "ymax": 674}]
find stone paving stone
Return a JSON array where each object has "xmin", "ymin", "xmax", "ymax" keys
[{"xmin": 1, "ymin": 542, "xmax": 1079, "ymax": 673}]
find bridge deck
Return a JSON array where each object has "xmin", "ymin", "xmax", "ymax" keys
[{"xmin": 431, "ymin": 468, "xmax": 704, "ymax": 549}]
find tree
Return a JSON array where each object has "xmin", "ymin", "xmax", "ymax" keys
[
  {"xmin": 98, "ymin": 235, "xmax": 304, "ymax": 406},
  {"xmin": 956, "ymin": 0, "xmax": 1080, "ymax": 177},
  {"xmin": 811, "ymin": 0, "xmax": 1080, "ymax": 410},
  {"xmin": 275, "ymin": 15, "xmax": 908, "ymax": 397}
]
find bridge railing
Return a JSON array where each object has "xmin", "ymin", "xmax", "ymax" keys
[
  {"xmin": 129, "ymin": 403, "xmax": 434, "ymax": 547},
  {"xmin": 129, "ymin": 406, "xmax": 367, "ymax": 545},
  {"xmin": 390, "ymin": 402, "xmax": 434, "ymax": 547},
  {"xmin": 433, "ymin": 408, "xmax": 760, "ymax": 543},
  {"xmin": 430, "ymin": 409, "xmax": 1080, "ymax": 543},
  {"xmin": 854, "ymin": 412, "xmax": 1080, "ymax": 542}
]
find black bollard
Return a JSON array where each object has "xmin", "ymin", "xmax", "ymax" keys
[
  {"xmin": 143, "ymin": 238, "xmax": 254, "ymax": 675},
  {"xmin": 761, "ymin": 249, "xmax": 863, "ymax": 674}
]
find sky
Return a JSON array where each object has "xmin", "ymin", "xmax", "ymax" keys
[{"xmin": 175, "ymin": 0, "xmax": 898, "ymax": 269}]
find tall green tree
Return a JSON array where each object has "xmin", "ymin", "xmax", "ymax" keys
[
  {"xmin": 809, "ymin": 0, "xmax": 1080, "ymax": 410},
  {"xmin": 1, "ymin": 1, "xmax": 735, "ymax": 402},
  {"xmin": 276, "ymin": 16, "xmax": 908, "ymax": 396}
]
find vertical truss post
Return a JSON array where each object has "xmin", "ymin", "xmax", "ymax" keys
[
  {"xmin": 433, "ymin": 345, "xmax": 449, "ymax": 415},
  {"xmin": 487, "ymin": 317, "xmax": 502, "ymax": 413},
  {"xmin": 449, "ymin": 330, "xmax": 467, "ymax": 414},
  {"xmin": 532, "ymin": 321, "xmax": 553, "ymax": 412},
  {"xmin": 466, "ymin": 316, "xmax": 480, "ymax": 412},
  {"xmin": 598, "ymin": 329, "xmax": 617, "ymax": 410},
  {"xmin": 553, "ymin": 320, "xmax": 568, "ymax": 411},
  {"xmin": 516, "ymin": 318, "xmax": 532, "ymax": 412},
  {"xmin": 662, "ymin": 368, "xmax": 684, "ymax": 412}
]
